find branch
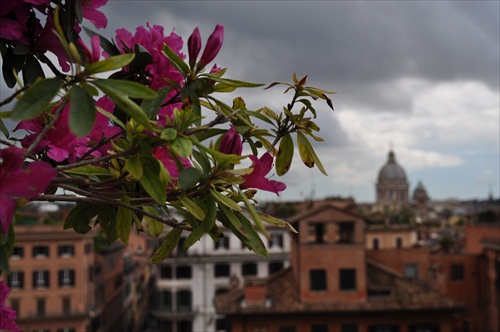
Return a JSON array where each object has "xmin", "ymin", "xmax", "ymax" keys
[
  {"xmin": 76, "ymin": 130, "xmax": 125, "ymax": 162},
  {"xmin": 57, "ymin": 146, "xmax": 139, "ymax": 171},
  {"xmin": 0, "ymin": 85, "xmax": 29, "ymax": 108}
]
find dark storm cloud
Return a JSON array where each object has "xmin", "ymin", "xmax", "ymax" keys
[{"xmin": 102, "ymin": 1, "xmax": 499, "ymax": 113}]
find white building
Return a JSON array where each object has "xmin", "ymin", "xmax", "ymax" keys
[{"xmin": 152, "ymin": 225, "xmax": 291, "ymax": 332}]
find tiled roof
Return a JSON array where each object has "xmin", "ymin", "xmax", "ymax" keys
[{"xmin": 215, "ymin": 263, "xmax": 465, "ymax": 315}]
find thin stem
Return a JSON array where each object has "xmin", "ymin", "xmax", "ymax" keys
[
  {"xmin": 57, "ymin": 147, "xmax": 139, "ymax": 171},
  {"xmin": 24, "ymin": 99, "xmax": 67, "ymax": 158},
  {"xmin": 0, "ymin": 86, "xmax": 29, "ymax": 108},
  {"xmin": 76, "ymin": 130, "xmax": 125, "ymax": 162}
]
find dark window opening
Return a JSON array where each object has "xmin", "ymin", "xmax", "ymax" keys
[
  {"xmin": 160, "ymin": 265, "xmax": 172, "ymax": 279},
  {"xmin": 311, "ymin": 324, "xmax": 328, "ymax": 332},
  {"xmin": 8, "ymin": 271, "xmax": 24, "ymax": 289},
  {"xmin": 214, "ymin": 263, "xmax": 230, "ymax": 278},
  {"xmin": 396, "ymin": 237, "xmax": 403, "ymax": 249},
  {"xmin": 33, "ymin": 245, "xmax": 49, "ymax": 258},
  {"xmin": 58, "ymin": 245, "xmax": 75, "ymax": 257},
  {"xmin": 269, "ymin": 233, "xmax": 284, "ymax": 248},
  {"xmin": 338, "ymin": 222, "xmax": 354, "ymax": 244},
  {"xmin": 340, "ymin": 269, "xmax": 356, "ymax": 291},
  {"xmin": 341, "ymin": 324, "xmax": 359, "ymax": 332},
  {"xmin": 373, "ymin": 238, "xmax": 380, "ymax": 250},
  {"xmin": 11, "ymin": 246, "xmax": 24, "ymax": 258},
  {"xmin": 310, "ymin": 269, "xmax": 327, "ymax": 291},
  {"xmin": 314, "ymin": 223, "xmax": 325, "ymax": 243},
  {"xmin": 62, "ymin": 297, "xmax": 71, "ymax": 315},
  {"xmin": 176, "ymin": 265, "xmax": 192, "ymax": 279},
  {"xmin": 33, "ymin": 270, "xmax": 49, "ymax": 288},
  {"xmin": 451, "ymin": 264, "xmax": 464, "ymax": 280},
  {"xmin": 176, "ymin": 290, "xmax": 192, "ymax": 312},
  {"xmin": 177, "ymin": 320, "xmax": 192, "ymax": 332},
  {"xmin": 215, "ymin": 236, "xmax": 230, "ymax": 250},
  {"xmin": 280, "ymin": 327, "xmax": 296, "ymax": 332},
  {"xmin": 58, "ymin": 269, "xmax": 75, "ymax": 287},
  {"xmin": 242, "ymin": 262, "xmax": 257, "ymax": 276},
  {"xmin": 269, "ymin": 261, "xmax": 284, "ymax": 274},
  {"xmin": 36, "ymin": 298, "xmax": 46, "ymax": 317},
  {"xmin": 404, "ymin": 264, "xmax": 418, "ymax": 279}
]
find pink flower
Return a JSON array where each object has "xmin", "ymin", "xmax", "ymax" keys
[
  {"xmin": 152, "ymin": 146, "xmax": 192, "ymax": 180},
  {"xmin": 77, "ymin": 34, "xmax": 101, "ymax": 64},
  {"xmin": 81, "ymin": 0, "xmax": 108, "ymax": 29},
  {"xmin": 197, "ymin": 24, "xmax": 224, "ymax": 70},
  {"xmin": 0, "ymin": 146, "xmax": 57, "ymax": 234},
  {"xmin": 114, "ymin": 24, "xmax": 185, "ymax": 90},
  {"xmin": 15, "ymin": 103, "xmax": 84, "ymax": 162},
  {"xmin": 187, "ymin": 27, "xmax": 201, "ymax": 69},
  {"xmin": 0, "ymin": 281, "xmax": 20, "ymax": 331},
  {"xmin": 240, "ymin": 153, "xmax": 286, "ymax": 195},
  {"xmin": 34, "ymin": 14, "xmax": 71, "ymax": 71},
  {"xmin": 219, "ymin": 126, "xmax": 242, "ymax": 156}
]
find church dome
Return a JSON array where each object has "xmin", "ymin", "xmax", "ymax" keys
[{"xmin": 377, "ymin": 150, "xmax": 407, "ymax": 183}]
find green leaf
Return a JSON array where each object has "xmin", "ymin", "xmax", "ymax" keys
[
  {"xmin": 116, "ymin": 197, "xmax": 133, "ymax": 245},
  {"xmin": 178, "ymin": 168, "xmax": 202, "ymax": 190},
  {"xmin": 210, "ymin": 189, "xmax": 242, "ymax": 211},
  {"xmin": 85, "ymin": 54, "xmax": 135, "ymax": 74},
  {"xmin": 93, "ymin": 80, "xmax": 153, "ymax": 129},
  {"xmin": 170, "ymin": 137, "xmax": 193, "ymax": 159},
  {"xmin": 209, "ymin": 77, "xmax": 264, "ymax": 88},
  {"xmin": 257, "ymin": 211, "xmax": 297, "ymax": 233},
  {"xmin": 96, "ymin": 205, "xmax": 118, "ymax": 244},
  {"xmin": 240, "ymin": 190, "xmax": 268, "ymax": 238},
  {"xmin": 22, "ymin": 54, "xmax": 44, "ymax": 85},
  {"xmin": 83, "ymin": 26, "xmax": 120, "ymax": 56},
  {"xmin": 149, "ymin": 228, "xmax": 183, "ymax": 264},
  {"xmin": 64, "ymin": 203, "xmax": 97, "ymax": 234},
  {"xmin": 62, "ymin": 165, "xmax": 111, "ymax": 176},
  {"xmin": 69, "ymin": 85, "xmax": 96, "ymax": 137},
  {"xmin": 140, "ymin": 166, "xmax": 167, "ymax": 204},
  {"xmin": 297, "ymin": 131, "xmax": 327, "ymax": 175},
  {"xmin": 141, "ymin": 86, "xmax": 173, "ymax": 119},
  {"xmin": 143, "ymin": 206, "xmax": 164, "ymax": 237},
  {"xmin": 160, "ymin": 128, "xmax": 177, "ymax": 140},
  {"xmin": 235, "ymin": 211, "xmax": 268, "ymax": 257},
  {"xmin": 94, "ymin": 79, "xmax": 156, "ymax": 99},
  {"xmin": 276, "ymin": 133, "xmax": 294, "ymax": 176},
  {"xmin": 11, "ymin": 78, "xmax": 62, "ymax": 120},
  {"xmin": 181, "ymin": 197, "xmax": 206, "ymax": 221},
  {"xmin": 125, "ymin": 158, "xmax": 143, "ymax": 180},
  {"xmin": 184, "ymin": 198, "xmax": 217, "ymax": 250},
  {"xmin": 0, "ymin": 119, "xmax": 9, "ymax": 138},
  {"xmin": 163, "ymin": 44, "xmax": 189, "ymax": 76}
]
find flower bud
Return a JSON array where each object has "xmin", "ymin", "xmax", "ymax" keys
[
  {"xmin": 197, "ymin": 24, "xmax": 224, "ymax": 70},
  {"xmin": 187, "ymin": 27, "xmax": 201, "ymax": 69},
  {"xmin": 219, "ymin": 126, "xmax": 242, "ymax": 156}
]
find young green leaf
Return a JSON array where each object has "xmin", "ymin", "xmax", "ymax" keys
[
  {"xmin": 69, "ymin": 85, "xmax": 96, "ymax": 137},
  {"xmin": 94, "ymin": 79, "xmax": 156, "ymax": 99},
  {"xmin": 116, "ymin": 197, "xmax": 133, "ymax": 245},
  {"xmin": 142, "ymin": 206, "xmax": 164, "ymax": 238},
  {"xmin": 62, "ymin": 165, "xmax": 111, "ymax": 176},
  {"xmin": 63, "ymin": 203, "xmax": 97, "ymax": 234},
  {"xmin": 170, "ymin": 137, "xmax": 193, "ymax": 159},
  {"xmin": 297, "ymin": 131, "xmax": 328, "ymax": 175},
  {"xmin": 210, "ymin": 189, "xmax": 242, "ymax": 211},
  {"xmin": 163, "ymin": 44, "xmax": 189, "ymax": 76},
  {"xmin": 11, "ymin": 78, "xmax": 62, "ymax": 120},
  {"xmin": 184, "ymin": 198, "xmax": 217, "ymax": 250},
  {"xmin": 141, "ymin": 86, "xmax": 173, "ymax": 119},
  {"xmin": 149, "ymin": 228, "xmax": 183, "ymax": 264},
  {"xmin": 180, "ymin": 197, "xmax": 206, "ymax": 221},
  {"xmin": 140, "ymin": 167, "xmax": 167, "ymax": 204},
  {"xmin": 125, "ymin": 158, "xmax": 143, "ymax": 180},
  {"xmin": 276, "ymin": 133, "xmax": 294, "ymax": 176},
  {"xmin": 85, "ymin": 54, "xmax": 135, "ymax": 74},
  {"xmin": 178, "ymin": 167, "xmax": 202, "ymax": 190}
]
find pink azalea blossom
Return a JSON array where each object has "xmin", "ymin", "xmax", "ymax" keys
[
  {"xmin": 34, "ymin": 14, "xmax": 71, "ymax": 71},
  {"xmin": 219, "ymin": 126, "xmax": 242, "ymax": 156},
  {"xmin": 197, "ymin": 24, "xmax": 224, "ymax": 70},
  {"xmin": 152, "ymin": 146, "xmax": 192, "ymax": 180},
  {"xmin": 77, "ymin": 34, "xmax": 101, "ymax": 64},
  {"xmin": 81, "ymin": 0, "xmax": 108, "ymax": 29},
  {"xmin": 0, "ymin": 281, "xmax": 20, "ymax": 331},
  {"xmin": 187, "ymin": 27, "xmax": 201, "ymax": 69},
  {"xmin": 0, "ymin": 146, "xmax": 57, "ymax": 234},
  {"xmin": 114, "ymin": 24, "xmax": 184, "ymax": 90},
  {"xmin": 240, "ymin": 153, "xmax": 286, "ymax": 195}
]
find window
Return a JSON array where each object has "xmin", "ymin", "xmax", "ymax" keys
[
  {"xmin": 242, "ymin": 262, "xmax": 257, "ymax": 276},
  {"xmin": 341, "ymin": 324, "xmax": 358, "ymax": 332},
  {"xmin": 160, "ymin": 290, "xmax": 172, "ymax": 311},
  {"xmin": 59, "ymin": 269, "xmax": 75, "ymax": 287},
  {"xmin": 214, "ymin": 263, "xmax": 230, "ymax": 278},
  {"xmin": 160, "ymin": 265, "xmax": 172, "ymax": 279},
  {"xmin": 177, "ymin": 321, "xmax": 192, "ymax": 332},
  {"xmin": 176, "ymin": 265, "xmax": 192, "ymax": 279},
  {"xmin": 58, "ymin": 329, "xmax": 76, "ymax": 332},
  {"xmin": 395, "ymin": 237, "xmax": 403, "ymax": 249},
  {"xmin": 11, "ymin": 246, "xmax": 24, "ymax": 258},
  {"xmin": 338, "ymin": 222, "xmax": 354, "ymax": 244},
  {"xmin": 33, "ymin": 245, "xmax": 49, "ymax": 258},
  {"xmin": 269, "ymin": 233, "xmax": 284, "ymax": 248},
  {"xmin": 408, "ymin": 324, "xmax": 439, "ymax": 332},
  {"xmin": 372, "ymin": 238, "xmax": 380, "ymax": 250},
  {"xmin": 58, "ymin": 245, "xmax": 75, "ymax": 257},
  {"xmin": 36, "ymin": 298, "xmax": 45, "ymax": 316},
  {"xmin": 310, "ymin": 269, "xmax": 327, "ymax": 291},
  {"xmin": 269, "ymin": 261, "xmax": 284, "ymax": 274},
  {"xmin": 451, "ymin": 264, "xmax": 464, "ymax": 280},
  {"xmin": 33, "ymin": 270, "xmax": 49, "ymax": 288},
  {"xmin": 313, "ymin": 223, "xmax": 325, "ymax": 243},
  {"xmin": 62, "ymin": 297, "xmax": 71, "ymax": 315},
  {"xmin": 403, "ymin": 264, "xmax": 418, "ymax": 279},
  {"xmin": 216, "ymin": 318, "xmax": 228, "ymax": 332},
  {"xmin": 85, "ymin": 242, "xmax": 92, "ymax": 254},
  {"xmin": 339, "ymin": 269, "xmax": 356, "ymax": 291},
  {"xmin": 176, "ymin": 290, "xmax": 192, "ymax": 312},
  {"xmin": 215, "ymin": 236, "xmax": 230, "ymax": 250},
  {"xmin": 311, "ymin": 324, "xmax": 328, "ymax": 332},
  {"xmin": 8, "ymin": 271, "xmax": 24, "ymax": 289},
  {"xmin": 279, "ymin": 327, "xmax": 296, "ymax": 332}
]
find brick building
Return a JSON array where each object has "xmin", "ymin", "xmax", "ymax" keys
[{"xmin": 215, "ymin": 203, "xmax": 465, "ymax": 332}]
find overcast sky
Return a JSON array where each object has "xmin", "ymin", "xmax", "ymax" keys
[{"xmin": 4, "ymin": 1, "xmax": 499, "ymax": 204}]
